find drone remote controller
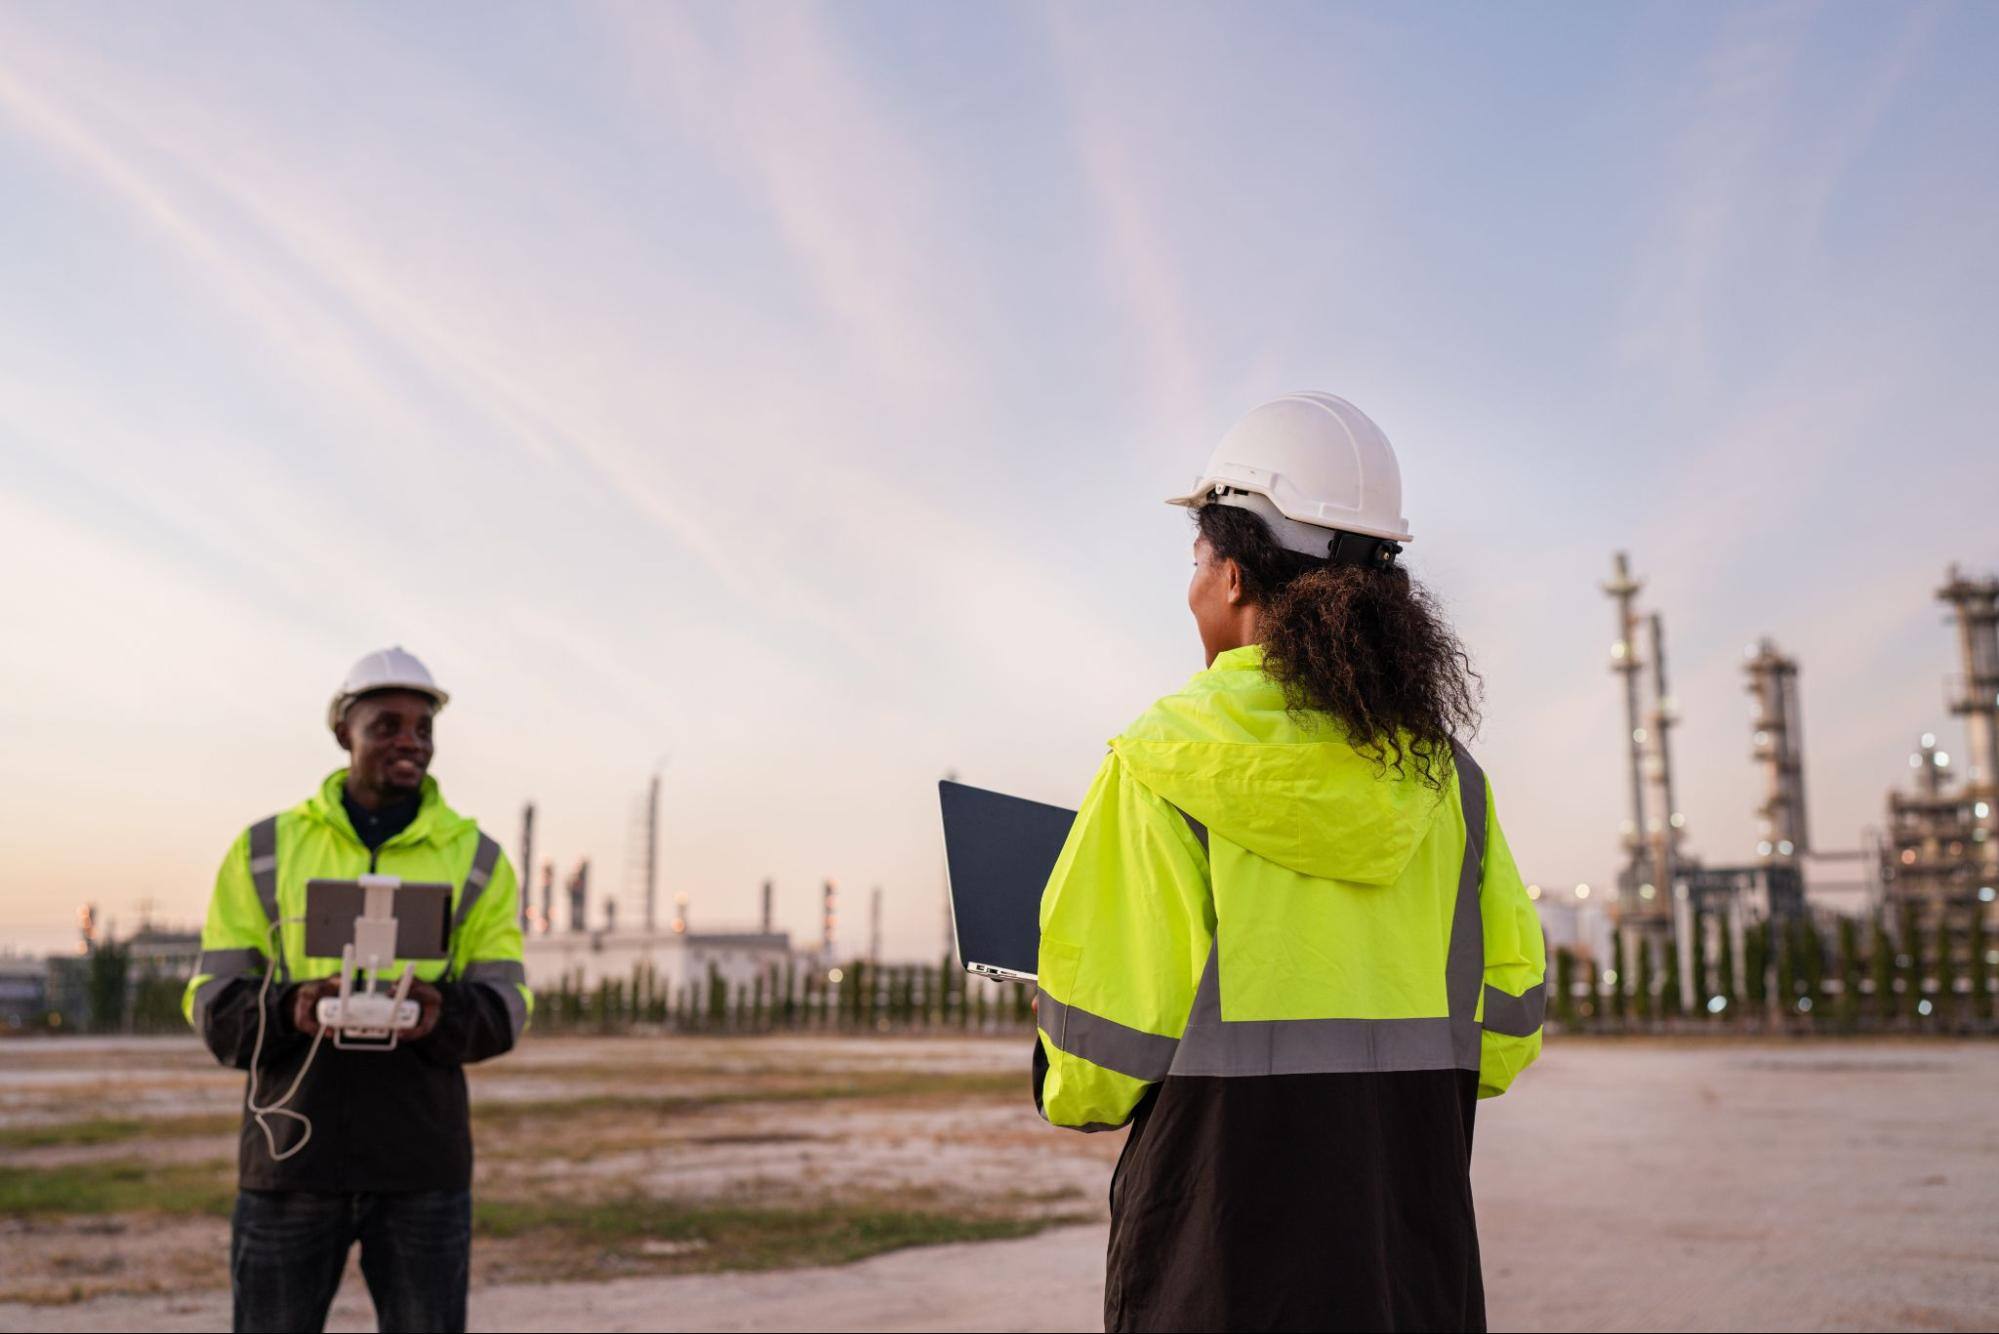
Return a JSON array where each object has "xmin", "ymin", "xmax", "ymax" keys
[
  {"xmin": 318, "ymin": 878, "xmax": 425, "ymax": 1050},
  {"xmin": 317, "ymin": 992, "xmax": 420, "ymax": 1037}
]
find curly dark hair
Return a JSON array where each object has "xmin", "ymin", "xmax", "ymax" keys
[{"xmin": 1196, "ymin": 503, "xmax": 1481, "ymax": 790}]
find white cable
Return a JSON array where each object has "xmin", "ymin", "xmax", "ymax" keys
[{"xmin": 244, "ymin": 917, "xmax": 326, "ymax": 1162}]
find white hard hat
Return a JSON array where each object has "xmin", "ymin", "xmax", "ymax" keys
[
  {"xmin": 327, "ymin": 646, "xmax": 449, "ymax": 733},
  {"xmin": 1167, "ymin": 391, "xmax": 1412, "ymax": 561}
]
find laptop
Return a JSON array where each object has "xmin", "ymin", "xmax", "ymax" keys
[{"xmin": 939, "ymin": 780, "xmax": 1076, "ymax": 983}]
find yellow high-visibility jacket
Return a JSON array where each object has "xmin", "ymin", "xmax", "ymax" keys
[
  {"xmin": 183, "ymin": 770, "xmax": 531, "ymax": 1192},
  {"xmin": 1034, "ymin": 644, "xmax": 1543, "ymax": 1331}
]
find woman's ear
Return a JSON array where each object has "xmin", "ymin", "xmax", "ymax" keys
[{"xmin": 1224, "ymin": 558, "xmax": 1246, "ymax": 606}]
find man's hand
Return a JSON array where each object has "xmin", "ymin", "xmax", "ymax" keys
[
  {"xmin": 289, "ymin": 979, "xmax": 341, "ymax": 1036},
  {"xmin": 406, "ymin": 981, "xmax": 443, "ymax": 1040}
]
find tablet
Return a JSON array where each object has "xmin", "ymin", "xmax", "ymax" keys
[{"xmin": 303, "ymin": 879, "xmax": 454, "ymax": 960}]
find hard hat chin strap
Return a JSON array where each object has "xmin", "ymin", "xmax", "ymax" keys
[{"xmin": 1206, "ymin": 489, "xmax": 1401, "ymax": 570}]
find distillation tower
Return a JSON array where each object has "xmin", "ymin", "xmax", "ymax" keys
[
  {"xmin": 1939, "ymin": 567, "xmax": 1999, "ymax": 887},
  {"xmin": 1881, "ymin": 566, "xmax": 1999, "ymax": 935},
  {"xmin": 1744, "ymin": 640, "xmax": 1809, "ymax": 920},
  {"xmin": 1603, "ymin": 557, "xmax": 1677, "ymax": 930},
  {"xmin": 1745, "ymin": 641, "xmax": 1807, "ymax": 860}
]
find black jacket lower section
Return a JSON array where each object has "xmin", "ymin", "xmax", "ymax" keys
[
  {"xmin": 1102, "ymin": 1069, "xmax": 1484, "ymax": 1334},
  {"xmin": 201, "ymin": 978, "xmax": 518, "ymax": 1193}
]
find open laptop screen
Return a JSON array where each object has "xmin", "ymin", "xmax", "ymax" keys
[{"xmin": 939, "ymin": 780, "xmax": 1076, "ymax": 981}]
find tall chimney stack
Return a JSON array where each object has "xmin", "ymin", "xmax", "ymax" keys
[
  {"xmin": 644, "ymin": 773, "xmax": 660, "ymax": 934},
  {"xmin": 519, "ymin": 803, "xmax": 535, "ymax": 929},
  {"xmin": 822, "ymin": 880, "xmax": 837, "ymax": 958}
]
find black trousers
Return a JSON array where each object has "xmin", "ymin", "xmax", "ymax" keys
[{"xmin": 229, "ymin": 1187, "xmax": 471, "ymax": 1334}]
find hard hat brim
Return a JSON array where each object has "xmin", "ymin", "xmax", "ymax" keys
[
  {"xmin": 1166, "ymin": 477, "xmax": 1413, "ymax": 545},
  {"xmin": 326, "ymin": 684, "xmax": 450, "ymax": 734}
]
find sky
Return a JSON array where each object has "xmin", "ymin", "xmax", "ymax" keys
[{"xmin": 1, "ymin": 1, "xmax": 1995, "ymax": 960}]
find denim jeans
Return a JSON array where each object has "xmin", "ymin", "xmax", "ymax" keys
[{"xmin": 229, "ymin": 1188, "xmax": 471, "ymax": 1334}]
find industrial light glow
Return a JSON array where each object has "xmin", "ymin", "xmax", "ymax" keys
[
  {"xmin": 827, "ymin": 967, "xmax": 844, "ymax": 984},
  {"xmin": 1670, "ymin": 813, "xmax": 1686, "ymax": 829},
  {"xmin": 1976, "ymin": 802, "xmax": 1992, "ymax": 819},
  {"xmin": 1797, "ymin": 997, "xmax": 1813, "ymax": 1013},
  {"xmin": 1575, "ymin": 883, "xmax": 1591, "ymax": 899},
  {"xmin": 1980, "ymin": 886, "xmax": 1996, "ymax": 903},
  {"xmin": 1639, "ymin": 884, "xmax": 1656, "ymax": 901},
  {"xmin": 1936, "ymin": 751, "xmax": 1951, "ymax": 768},
  {"xmin": 1757, "ymin": 841, "xmax": 1774, "ymax": 856},
  {"xmin": 1706, "ymin": 995, "xmax": 1728, "ymax": 1014},
  {"xmin": 1922, "ymin": 732, "xmax": 1937, "ymax": 748},
  {"xmin": 1777, "ymin": 840, "xmax": 1795, "ymax": 856},
  {"xmin": 1527, "ymin": 884, "xmax": 1542, "ymax": 901},
  {"xmin": 1603, "ymin": 968, "xmax": 1618, "ymax": 985},
  {"xmin": 1917, "ymin": 999, "xmax": 1934, "ymax": 1017}
]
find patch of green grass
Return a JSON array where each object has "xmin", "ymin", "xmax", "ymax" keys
[
  {"xmin": 0, "ymin": 1113, "xmax": 236, "ymax": 1151},
  {"xmin": 473, "ymin": 1069, "xmax": 1023, "ymax": 1128},
  {"xmin": 473, "ymin": 1194, "xmax": 1075, "ymax": 1279},
  {"xmin": 0, "ymin": 1159, "xmax": 236, "ymax": 1218}
]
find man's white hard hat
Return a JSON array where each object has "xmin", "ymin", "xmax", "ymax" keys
[
  {"xmin": 327, "ymin": 646, "xmax": 449, "ymax": 733},
  {"xmin": 1167, "ymin": 391, "xmax": 1412, "ymax": 558}
]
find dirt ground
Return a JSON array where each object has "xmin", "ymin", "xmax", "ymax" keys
[{"xmin": 2, "ymin": 1034, "xmax": 1995, "ymax": 1332}]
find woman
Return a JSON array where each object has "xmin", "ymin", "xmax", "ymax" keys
[{"xmin": 1033, "ymin": 392, "xmax": 1545, "ymax": 1333}]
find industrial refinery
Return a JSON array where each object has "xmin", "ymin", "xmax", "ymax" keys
[{"xmin": 1565, "ymin": 554, "xmax": 1999, "ymax": 1018}]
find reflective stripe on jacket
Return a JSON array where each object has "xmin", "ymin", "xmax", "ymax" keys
[
  {"xmin": 183, "ymin": 770, "xmax": 533, "ymax": 1192},
  {"xmin": 1034, "ymin": 644, "xmax": 1544, "ymax": 1331}
]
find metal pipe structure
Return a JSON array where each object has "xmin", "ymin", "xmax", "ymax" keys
[
  {"xmin": 518, "ymin": 803, "xmax": 535, "ymax": 930},
  {"xmin": 760, "ymin": 878, "xmax": 774, "ymax": 935},
  {"xmin": 1646, "ymin": 612, "xmax": 1683, "ymax": 905},
  {"xmin": 869, "ymin": 886, "xmax": 883, "ymax": 965},
  {"xmin": 1647, "ymin": 612, "xmax": 1693, "ymax": 1011},
  {"xmin": 1604, "ymin": 554, "xmax": 1649, "ymax": 915},
  {"xmin": 538, "ymin": 862, "xmax": 554, "ymax": 936}
]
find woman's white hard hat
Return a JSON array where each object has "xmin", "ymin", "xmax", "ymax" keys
[
  {"xmin": 1167, "ymin": 391, "xmax": 1412, "ymax": 556},
  {"xmin": 327, "ymin": 646, "xmax": 450, "ymax": 733}
]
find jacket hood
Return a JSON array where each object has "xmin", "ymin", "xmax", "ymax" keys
[
  {"xmin": 300, "ymin": 770, "xmax": 471, "ymax": 848},
  {"xmin": 1111, "ymin": 645, "xmax": 1447, "ymax": 885}
]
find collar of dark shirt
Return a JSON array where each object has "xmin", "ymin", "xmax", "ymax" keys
[{"xmin": 340, "ymin": 785, "xmax": 423, "ymax": 852}]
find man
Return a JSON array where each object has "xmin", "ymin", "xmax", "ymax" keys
[{"xmin": 183, "ymin": 647, "xmax": 532, "ymax": 1334}]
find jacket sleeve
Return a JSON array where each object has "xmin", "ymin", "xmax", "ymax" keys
[
  {"xmin": 1034, "ymin": 753, "xmax": 1213, "ymax": 1131},
  {"xmin": 182, "ymin": 827, "xmax": 303, "ymax": 1070},
  {"xmin": 422, "ymin": 846, "xmax": 532, "ymax": 1064},
  {"xmin": 1476, "ymin": 785, "xmax": 1546, "ymax": 1098}
]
